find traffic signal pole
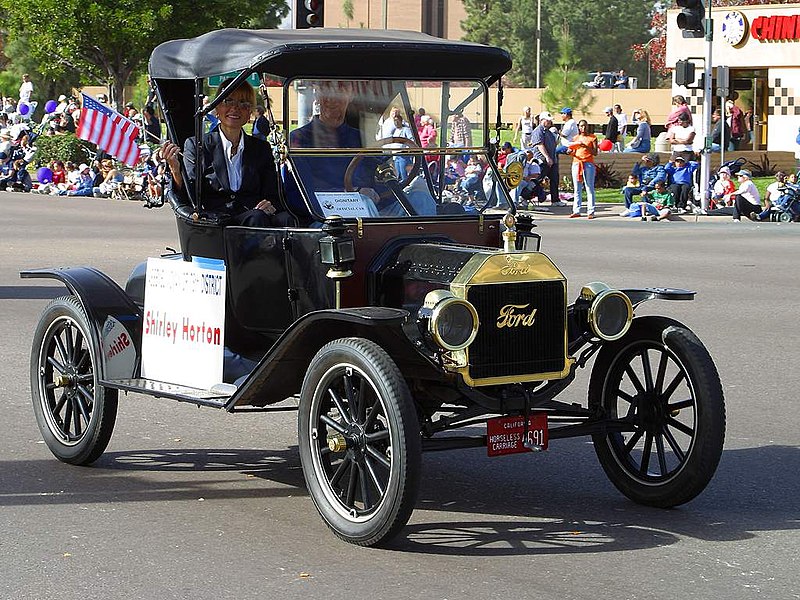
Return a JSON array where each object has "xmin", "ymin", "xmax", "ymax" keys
[{"xmin": 699, "ymin": 2, "xmax": 713, "ymax": 212}]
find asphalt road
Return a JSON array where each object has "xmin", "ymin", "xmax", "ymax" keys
[{"xmin": 1, "ymin": 193, "xmax": 798, "ymax": 600}]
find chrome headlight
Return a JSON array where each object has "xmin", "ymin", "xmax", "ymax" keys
[
  {"xmin": 581, "ymin": 282, "xmax": 633, "ymax": 341},
  {"xmin": 418, "ymin": 290, "xmax": 479, "ymax": 351}
]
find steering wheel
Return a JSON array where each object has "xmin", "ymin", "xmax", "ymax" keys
[{"xmin": 343, "ymin": 136, "xmax": 422, "ymax": 192}]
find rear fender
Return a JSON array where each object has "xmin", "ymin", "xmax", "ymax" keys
[
  {"xmin": 21, "ymin": 267, "xmax": 142, "ymax": 380},
  {"xmin": 228, "ymin": 307, "xmax": 441, "ymax": 409}
]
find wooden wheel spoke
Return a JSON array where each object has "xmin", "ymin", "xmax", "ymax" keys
[
  {"xmin": 330, "ymin": 454, "xmax": 351, "ymax": 488},
  {"xmin": 345, "ymin": 462, "xmax": 358, "ymax": 507},
  {"xmin": 662, "ymin": 426, "xmax": 686, "ymax": 462},
  {"xmin": 74, "ymin": 389, "xmax": 92, "ymax": 423},
  {"xmin": 667, "ymin": 416, "xmax": 694, "ymax": 437},
  {"xmin": 366, "ymin": 445, "xmax": 391, "ymax": 469},
  {"xmin": 623, "ymin": 429, "xmax": 644, "ymax": 454},
  {"xmin": 624, "ymin": 364, "xmax": 646, "ymax": 395},
  {"xmin": 363, "ymin": 398, "xmax": 382, "ymax": 430},
  {"xmin": 53, "ymin": 334, "xmax": 69, "ymax": 365},
  {"xmin": 64, "ymin": 325, "xmax": 76, "ymax": 362},
  {"xmin": 655, "ymin": 433, "xmax": 668, "ymax": 475},
  {"xmin": 72, "ymin": 398, "xmax": 83, "ymax": 437},
  {"xmin": 47, "ymin": 355, "xmax": 67, "ymax": 376},
  {"xmin": 363, "ymin": 455, "xmax": 385, "ymax": 496},
  {"xmin": 327, "ymin": 387, "xmax": 352, "ymax": 425},
  {"xmin": 668, "ymin": 398, "xmax": 694, "ymax": 412},
  {"xmin": 662, "ymin": 371, "xmax": 686, "ymax": 402},
  {"xmin": 320, "ymin": 414, "xmax": 347, "ymax": 435},
  {"xmin": 365, "ymin": 429, "xmax": 389, "ymax": 443},
  {"xmin": 358, "ymin": 462, "xmax": 372, "ymax": 510},
  {"xmin": 639, "ymin": 431, "xmax": 654, "ymax": 475},
  {"xmin": 640, "ymin": 349, "xmax": 654, "ymax": 392}
]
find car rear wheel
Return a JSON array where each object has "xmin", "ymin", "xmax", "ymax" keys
[
  {"xmin": 30, "ymin": 295, "xmax": 118, "ymax": 465},
  {"xmin": 589, "ymin": 316, "xmax": 725, "ymax": 507},
  {"xmin": 298, "ymin": 337, "xmax": 421, "ymax": 546}
]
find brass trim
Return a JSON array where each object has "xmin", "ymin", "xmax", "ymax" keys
[
  {"xmin": 588, "ymin": 289, "xmax": 633, "ymax": 341},
  {"xmin": 428, "ymin": 295, "xmax": 480, "ymax": 352},
  {"xmin": 356, "ymin": 217, "xmax": 364, "ymax": 238},
  {"xmin": 455, "ymin": 357, "xmax": 575, "ymax": 387},
  {"xmin": 443, "ymin": 251, "xmax": 571, "ymax": 387}
]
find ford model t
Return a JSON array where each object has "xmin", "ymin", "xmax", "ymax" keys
[{"xmin": 23, "ymin": 29, "xmax": 725, "ymax": 546}]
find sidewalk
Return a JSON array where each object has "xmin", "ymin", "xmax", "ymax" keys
[{"xmin": 489, "ymin": 202, "xmax": 740, "ymax": 223}]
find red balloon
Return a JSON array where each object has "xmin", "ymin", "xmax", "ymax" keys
[{"xmin": 598, "ymin": 139, "xmax": 613, "ymax": 151}]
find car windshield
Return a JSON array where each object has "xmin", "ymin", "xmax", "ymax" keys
[{"xmin": 282, "ymin": 78, "xmax": 505, "ymax": 220}]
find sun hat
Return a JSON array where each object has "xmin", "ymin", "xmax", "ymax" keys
[
  {"xmin": 560, "ymin": 107, "xmax": 572, "ymax": 115},
  {"xmin": 737, "ymin": 169, "xmax": 752, "ymax": 178},
  {"xmin": 604, "ymin": 106, "xmax": 613, "ymax": 113},
  {"xmin": 718, "ymin": 166, "xmax": 731, "ymax": 174},
  {"xmin": 78, "ymin": 163, "xmax": 90, "ymax": 172},
  {"xmin": 538, "ymin": 111, "xmax": 554, "ymax": 122},
  {"xmin": 58, "ymin": 95, "xmax": 67, "ymax": 102}
]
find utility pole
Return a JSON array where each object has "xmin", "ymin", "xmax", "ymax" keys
[
  {"xmin": 699, "ymin": 2, "xmax": 713, "ymax": 212},
  {"xmin": 536, "ymin": 0, "xmax": 541, "ymax": 88}
]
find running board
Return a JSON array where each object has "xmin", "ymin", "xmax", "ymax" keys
[{"xmin": 101, "ymin": 378, "xmax": 235, "ymax": 408}]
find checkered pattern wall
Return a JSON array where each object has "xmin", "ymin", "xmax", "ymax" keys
[{"xmin": 768, "ymin": 77, "xmax": 799, "ymax": 116}]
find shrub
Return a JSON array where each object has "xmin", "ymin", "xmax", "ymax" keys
[
  {"xmin": 745, "ymin": 153, "xmax": 778, "ymax": 178},
  {"xmin": 34, "ymin": 134, "xmax": 93, "ymax": 165},
  {"xmin": 594, "ymin": 161, "xmax": 623, "ymax": 189}
]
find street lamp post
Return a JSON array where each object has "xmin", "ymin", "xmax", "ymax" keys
[{"xmin": 535, "ymin": 0, "xmax": 542, "ymax": 88}]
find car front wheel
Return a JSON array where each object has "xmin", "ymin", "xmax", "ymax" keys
[
  {"xmin": 298, "ymin": 337, "xmax": 421, "ymax": 546},
  {"xmin": 589, "ymin": 316, "xmax": 725, "ymax": 507}
]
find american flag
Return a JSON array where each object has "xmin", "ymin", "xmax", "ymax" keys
[{"xmin": 77, "ymin": 93, "xmax": 141, "ymax": 167}]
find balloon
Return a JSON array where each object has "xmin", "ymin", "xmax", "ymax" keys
[
  {"xmin": 36, "ymin": 167, "xmax": 53, "ymax": 184},
  {"xmin": 598, "ymin": 138, "xmax": 613, "ymax": 152},
  {"xmin": 44, "ymin": 100, "xmax": 58, "ymax": 114},
  {"xmin": 18, "ymin": 102, "xmax": 30, "ymax": 116}
]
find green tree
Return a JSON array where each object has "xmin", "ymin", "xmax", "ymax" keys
[
  {"xmin": 539, "ymin": 24, "xmax": 594, "ymax": 114},
  {"xmin": 462, "ymin": 0, "xmax": 651, "ymax": 86},
  {"xmin": 342, "ymin": 0, "xmax": 354, "ymax": 27},
  {"xmin": 0, "ymin": 0, "xmax": 288, "ymax": 107}
]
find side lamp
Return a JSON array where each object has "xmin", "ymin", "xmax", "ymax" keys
[{"xmin": 319, "ymin": 215, "xmax": 355, "ymax": 279}]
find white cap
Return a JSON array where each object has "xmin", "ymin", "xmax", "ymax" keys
[
  {"xmin": 78, "ymin": 163, "xmax": 90, "ymax": 172},
  {"xmin": 538, "ymin": 111, "xmax": 553, "ymax": 122}
]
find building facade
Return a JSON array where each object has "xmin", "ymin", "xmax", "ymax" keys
[
  {"xmin": 666, "ymin": 2, "xmax": 800, "ymax": 152},
  {"xmin": 322, "ymin": 0, "xmax": 467, "ymax": 40}
]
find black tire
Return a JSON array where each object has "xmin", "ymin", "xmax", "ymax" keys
[
  {"xmin": 30, "ymin": 295, "xmax": 118, "ymax": 465},
  {"xmin": 778, "ymin": 211, "xmax": 792, "ymax": 223},
  {"xmin": 588, "ymin": 316, "xmax": 725, "ymax": 507},
  {"xmin": 298, "ymin": 337, "xmax": 421, "ymax": 546}
]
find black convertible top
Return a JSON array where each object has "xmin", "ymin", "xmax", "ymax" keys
[{"xmin": 149, "ymin": 28, "xmax": 512, "ymax": 81}]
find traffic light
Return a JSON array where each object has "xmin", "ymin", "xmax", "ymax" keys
[
  {"xmin": 676, "ymin": 0, "xmax": 705, "ymax": 38},
  {"xmin": 675, "ymin": 60, "xmax": 696, "ymax": 86},
  {"xmin": 295, "ymin": 0, "xmax": 324, "ymax": 29}
]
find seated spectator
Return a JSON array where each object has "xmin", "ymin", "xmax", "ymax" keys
[
  {"xmin": 613, "ymin": 69, "xmax": 629, "ymax": 89},
  {"xmin": 443, "ymin": 155, "xmax": 465, "ymax": 186},
  {"xmin": 710, "ymin": 165, "xmax": 736, "ymax": 208},
  {"xmin": 460, "ymin": 155, "xmax": 487, "ymax": 203},
  {"xmin": 622, "ymin": 153, "xmax": 666, "ymax": 208},
  {"xmin": 620, "ymin": 181, "xmax": 675, "ymax": 220},
  {"xmin": 589, "ymin": 72, "xmax": 605, "ymax": 88},
  {"xmin": 665, "ymin": 155, "xmax": 699, "ymax": 212},
  {"xmin": 497, "ymin": 141, "xmax": 515, "ymax": 168},
  {"xmin": 755, "ymin": 171, "xmax": 787, "ymax": 221},
  {"xmin": 730, "ymin": 169, "xmax": 761, "ymax": 221},
  {"xmin": 624, "ymin": 109, "xmax": 651, "ymax": 153},
  {"xmin": 8, "ymin": 159, "xmax": 32, "ymax": 192},
  {"xmin": 512, "ymin": 148, "xmax": 547, "ymax": 206},
  {"xmin": 59, "ymin": 163, "xmax": 95, "ymax": 196}
]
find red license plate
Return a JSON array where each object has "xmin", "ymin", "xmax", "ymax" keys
[{"xmin": 486, "ymin": 414, "xmax": 548, "ymax": 456}]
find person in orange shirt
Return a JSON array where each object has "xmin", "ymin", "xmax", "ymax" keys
[{"xmin": 567, "ymin": 119, "xmax": 598, "ymax": 218}]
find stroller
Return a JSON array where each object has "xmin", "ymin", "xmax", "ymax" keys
[{"xmin": 773, "ymin": 181, "xmax": 800, "ymax": 223}]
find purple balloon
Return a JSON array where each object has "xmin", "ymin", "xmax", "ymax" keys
[
  {"xmin": 36, "ymin": 167, "xmax": 53, "ymax": 184},
  {"xmin": 18, "ymin": 102, "xmax": 30, "ymax": 116},
  {"xmin": 44, "ymin": 100, "xmax": 58, "ymax": 114}
]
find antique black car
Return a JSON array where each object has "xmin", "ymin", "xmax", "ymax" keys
[{"xmin": 23, "ymin": 29, "xmax": 725, "ymax": 547}]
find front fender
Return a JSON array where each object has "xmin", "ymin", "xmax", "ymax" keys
[
  {"xmin": 228, "ymin": 306, "xmax": 441, "ymax": 409},
  {"xmin": 21, "ymin": 267, "xmax": 142, "ymax": 380},
  {"xmin": 621, "ymin": 287, "xmax": 696, "ymax": 307}
]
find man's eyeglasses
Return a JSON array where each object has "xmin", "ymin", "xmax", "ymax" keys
[{"xmin": 220, "ymin": 98, "xmax": 252, "ymax": 110}]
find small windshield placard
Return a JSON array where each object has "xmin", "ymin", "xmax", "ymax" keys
[{"xmin": 316, "ymin": 191, "xmax": 378, "ymax": 218}]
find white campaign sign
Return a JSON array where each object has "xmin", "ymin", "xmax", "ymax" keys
[
  {"xmin": 316, "ymin": 191, "xmax": 379, "ymax": 218},
  {"xmin": 141, "ymin": 257, "xmax": 226, "ymax": 388}
]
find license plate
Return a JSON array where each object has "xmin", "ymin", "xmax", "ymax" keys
[{"xmin": 486, "ymin": 414, "xmax": 548, "ymax": 456}]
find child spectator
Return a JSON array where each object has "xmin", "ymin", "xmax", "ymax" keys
[
  {"xmin": 710, "ymin": 166, "xmax": 736, "ymax": 208},
  {"xmin": 620, "ymin": 181, "xmax": 674, "ymax": 221},
  {"xmin": 7, "ymin": 159, "xmax": 33, "ymax": 192},
  {"xmin": 665, "ymin": 155, "xmax": 699, "ymax": 213},
  {"xmin": 622, "ymin": 153, "xmax": 666, "ymax": 207}
]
